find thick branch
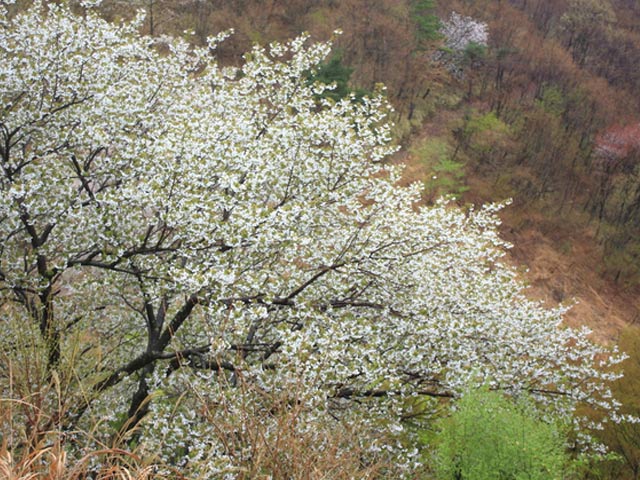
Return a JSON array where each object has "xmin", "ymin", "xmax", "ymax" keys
[
  {"xmin": 93, "ymin": 352, "xmax": 156, "ymax": 393},
  {"xmin": 333, "ymin": 387, "xmax": 455, "ymax": 399},
  {"xmin": 157, "ymin": 294, "xmax": 198, "ymax": 350}
]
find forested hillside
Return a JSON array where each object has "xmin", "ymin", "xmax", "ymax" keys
[
  {"xmin": 2, "ymin": 0, "xmax": 640, "ymax": 478},
  {"xmin": 78, "ymin": 0, "xmax": 640, "ymax": 324}
]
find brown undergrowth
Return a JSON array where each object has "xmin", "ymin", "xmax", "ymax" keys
[{"xmin": 0, "ymin": 350, "xmax": 388, "ymax": 480}]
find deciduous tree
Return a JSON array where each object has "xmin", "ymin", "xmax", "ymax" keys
[{"xmin": 0, "ymin": 1, "xmax": 628, "ymax": 474}]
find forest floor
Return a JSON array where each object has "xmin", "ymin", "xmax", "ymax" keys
[{"xmin": 499, "ymin": 206, "xmax": 637, "ymax": 343}]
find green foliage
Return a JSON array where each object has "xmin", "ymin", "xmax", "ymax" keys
[
  {"xmin": 458, "ymin": 111, "xmax": 512, "ymax": 165},
  {"xmin": 411, "ymin": 0, "xmax": 442, "ymax": 44},
  {"xmin": 307, "ymin": 52, "xmax": 368, "ymax": 102},
  {"xmin": 433, "ymin": 389, "xmax": 570, "ymax": 480},
  {"xmin": 412, "ymin": 138, "xmax": 468, "ymax": 200},
  {"xmin": 413, "ymin": 137, "xmax": 450, "ymax": 163},
  {"xmin": 464, "ymin": 111, "xmax": 510, "ymax": 137},
  {"xmin": 307, "ymin": 7, "xmax": 329, "ymax": 26},
  {"xmin": 537, "ymin": 85, "xmax": 567, "ymax": 117},
  {"xmin": 463, "ymin": 42, "xmax": 488, "ymax": 65},
  {"xmin": 426, "ymin": 157, "xmax": 468, "ymax": 200}
]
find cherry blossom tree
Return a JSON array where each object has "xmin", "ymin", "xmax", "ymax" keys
[
  {"xmin": 0, "ymin": 0, "xmax": 627, "ymax": 474},
  {"xmin": 440, "ymin": 12, "xmax": 489, "ymax": 53},
  {"xmin": 437, "ymin": 12, "xmax": 489, "ymax": 77}
]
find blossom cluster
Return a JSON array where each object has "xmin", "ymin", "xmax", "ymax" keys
[{"xmin": 440, "ymin": 12, "xmax": 489, "ymax": 52}]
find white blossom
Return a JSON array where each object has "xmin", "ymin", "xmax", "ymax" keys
[
  {"xmin": 441, "ymin": 12, "xmax": 489, "ymax": 52},
  {"xmin": 436, "ymin": 12, "xmax": 489, "ymax": 77},
  {"xmin": 0, "ymin": 2, "xmax": 625, "ymax": 474}
]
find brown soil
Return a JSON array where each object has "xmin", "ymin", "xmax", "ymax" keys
[{"xmin": 499, "ymin": 206, "xmax": 639, "ymax": 343}]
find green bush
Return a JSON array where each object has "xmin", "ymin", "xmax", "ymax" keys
[
  {"xmin": 411, "ymin": 138, "xmax": 468, "ymax": 201},
  {"xmin": 411, "ymin": 0, "xmax": 442, "ymax": 45},
  {"xmin": 463, "ymin": 111, "xmax": 510, "ymax": 138},
  {"xmin": 433, "ymin": 389, "xmax": 570, "ymax": 480},
  {"xmin": 306, "ymin": 52, "xmax": 368, "ymax": 103}
]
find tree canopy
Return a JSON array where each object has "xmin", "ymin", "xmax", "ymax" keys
[{"xmin": 0, "ymin": 1, "xmax": 627, "ymax": 475}]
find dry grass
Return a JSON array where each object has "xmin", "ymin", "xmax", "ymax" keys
[
  {"xmin": 498, "ymin": 206, "xmax": 637, "ymax": 343},
  {"xmin": 0, "ymin": 440, "xmax": 157, "ymax": 480},
  {"xmin": 224, "ymin": 394, "xmax": 388, "ymax": 480},
  {"xmin": 0, "ymin": 390, "xmax": 163, "ymax": 480},
  {"xmin": 0, "ymin": 386, "xmax": 389, "ymax": 480},
  {"xmin": 152, "ymin": 373, "xmax": 392, "ymax": 480},
  {"xmin": 1, "ymin": 346, "xmax": 390, "ymax": 480},
  {"xmin": 0, "ymin": 341, "xmax": 167, "ymax": 480}
]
